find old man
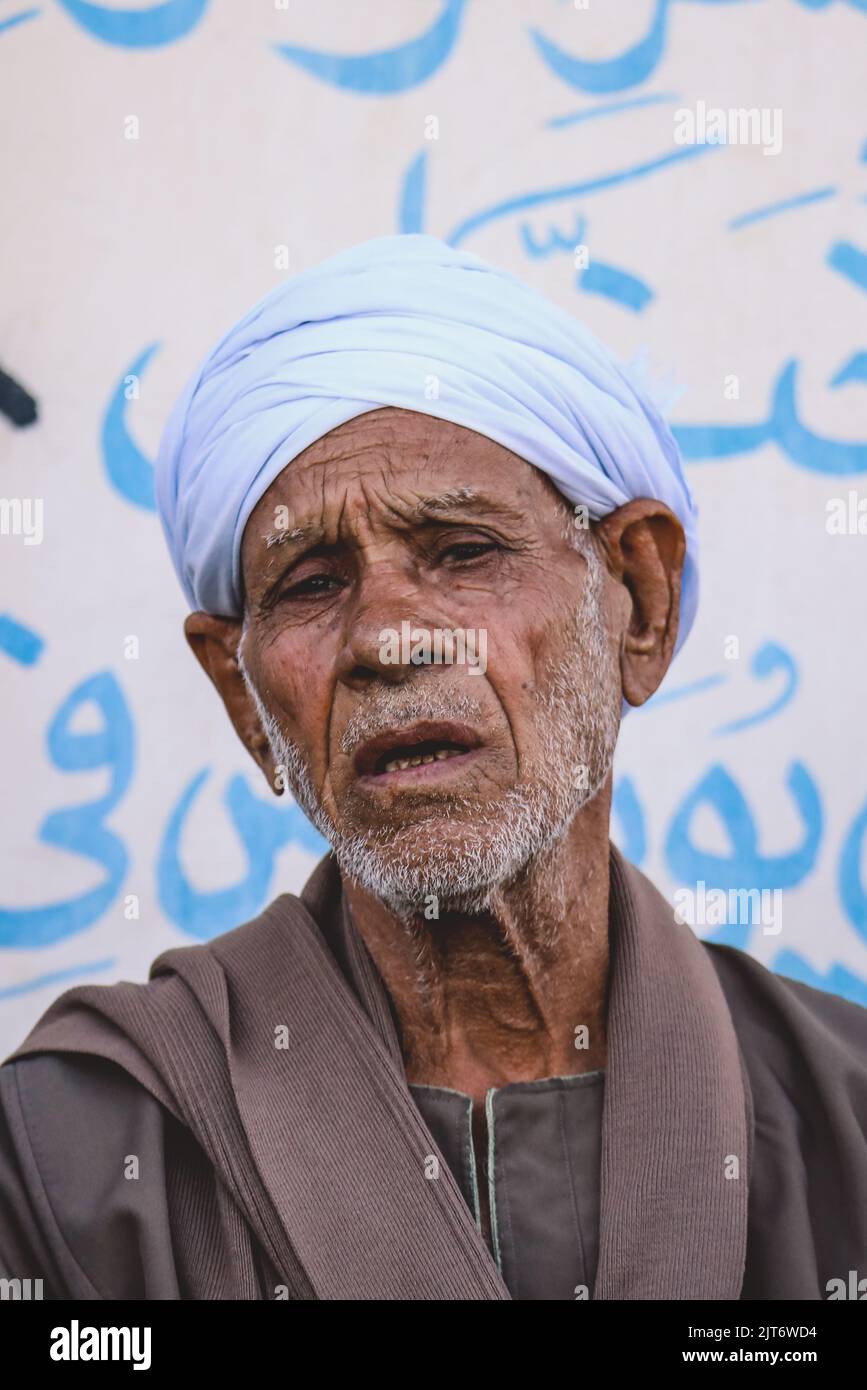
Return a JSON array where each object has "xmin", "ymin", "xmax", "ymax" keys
[{"xmin": 1, "ymin": 236, "xmax": 865, "ymax": 1300}]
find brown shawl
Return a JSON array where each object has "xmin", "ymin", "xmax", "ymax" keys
[{"xmin": 8, "ymin": 845, "xmax": 751, "ymax": 1300}]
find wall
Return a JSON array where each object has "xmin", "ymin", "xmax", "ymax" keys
[{"xmin": 2, "ymin": 0, "xmax": 866, "ymax": 1054}]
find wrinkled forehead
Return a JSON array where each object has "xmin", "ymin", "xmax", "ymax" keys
[{"xmin": 239, "ymin": 406, "xmax": 569, "ymax": 566}]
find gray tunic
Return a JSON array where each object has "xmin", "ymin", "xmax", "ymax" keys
[
  {"xmin": 0, "ymin": 1056, "xmax": 603, "ymax": 1300},
  {"xmin": 412, "ymin": 1074, "xmax": 604, "ymax": 1298},
  {"xmin": 0, "ymin": 845, "xmax": 865, "ymax": 1300}
]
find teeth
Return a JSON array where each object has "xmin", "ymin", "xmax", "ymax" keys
[{"xmin": 381, "ymin": 746, "xmax": 463, "ymax": 773}]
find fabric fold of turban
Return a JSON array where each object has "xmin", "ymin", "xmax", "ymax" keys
[{"xmin": 156, "ymin": 233, "xmax": 699, "ymax": 655}]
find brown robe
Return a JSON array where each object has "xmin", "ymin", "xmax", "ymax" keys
[{"xmin": 1, "ymin": 845, "xmax": 866, "ymax": 1300}]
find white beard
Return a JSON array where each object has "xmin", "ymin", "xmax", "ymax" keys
[{"xmin": 239, "ymin": 543, "xmax": 620, "ymax": 917}]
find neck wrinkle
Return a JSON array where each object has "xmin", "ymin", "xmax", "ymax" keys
[{"xmin": 339, "ymin": 787, "xmax": 613, "ymax": 1100}]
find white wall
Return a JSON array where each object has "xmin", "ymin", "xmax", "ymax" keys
[{"xmin": 2, "ymin": 0, "xmax": 866, "ymax": 1054}]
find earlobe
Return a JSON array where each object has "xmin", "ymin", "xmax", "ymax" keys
[
  {"xmin": 594, "ymin": 501, "xmax": 685, "ymax": 708},
  {"xmin": 183, "ymin": 613, "xmax": 282, "ymax": 794}
]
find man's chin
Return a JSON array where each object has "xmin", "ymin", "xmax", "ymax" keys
[
  {"xmin": 328, "ymin": 809, "xmax": 545, "ymax": 917},
  {"xmin": 338, "ymin": 808, "xmax": 517, "ymax": 862},
  {"xmin": 336, "ymin": 852, "xmax": 504, "ymax": 919}
]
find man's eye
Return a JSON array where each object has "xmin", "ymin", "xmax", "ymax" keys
[
  {"xmin": 441, "ymin": 541, "xmax": 499, "ymax": 563},
  {"xmin": 282, "ymin": 573, "xmax": 343, "ymax": 599}
]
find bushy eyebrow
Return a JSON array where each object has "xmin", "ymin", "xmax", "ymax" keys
[
  {"xmin": 412, "ymin": 487, "xmax": 480, "ymax": 515},
  {"xmin": 262, "ymin": 524, "xmax": 318, "ymax": 551},
  {"xmin": 410, "ymin": 489, "xmax": 529, "ymax": 524}
]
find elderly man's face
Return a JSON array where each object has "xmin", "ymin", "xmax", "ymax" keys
[{"xmin": 195, "ymin": 408, "xmax": 679, "ymax": 914}]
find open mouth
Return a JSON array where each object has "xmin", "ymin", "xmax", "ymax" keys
[
  {"xmin": 378, "ymin": 739, "xmax": 466, "ymax": 774},
  {"xmin": 353, "ymin": 720, "xmax": 483, "ymax": 781}
]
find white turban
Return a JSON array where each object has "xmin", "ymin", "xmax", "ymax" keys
[{"xmin": 156, "ymin": 234, "xmax": 698, "ymax": 654}]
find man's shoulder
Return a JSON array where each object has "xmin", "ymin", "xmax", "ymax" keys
[
  {"xmin": 0, "ymin": 1050, "xmax": 178, "ymax": 1296},
  {"xmin": 0, "ymin": 1040, "xmax": 185, "ymax": 1234},
  {"xmin": 1, "ymin": 1049, "xmax": 170, "ymax": 1163},
  {"xmin": 704, "ymin": 939, "xmax": 867, "ymax": 1080},
  {"xmin": 1, "ymin": 887, "xmax": 318, "ymax": 1077}
]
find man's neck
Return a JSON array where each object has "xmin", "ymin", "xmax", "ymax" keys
[{"xmin": 343, "ymin": 783, "xmax": 612, "ymax": 1105}]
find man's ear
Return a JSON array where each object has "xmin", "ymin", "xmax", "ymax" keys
[
  {"xmin": 593, "ymin": 498, "xmax": 686, "ymax": 708},
  {"xmin": 183, "ymin": 612, "xmax": 282, "ymax": 794}
]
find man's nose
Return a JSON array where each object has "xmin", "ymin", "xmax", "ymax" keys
[{"xmin": 334, "ymin": 569, "xmax": 449, "ymax": 692}]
